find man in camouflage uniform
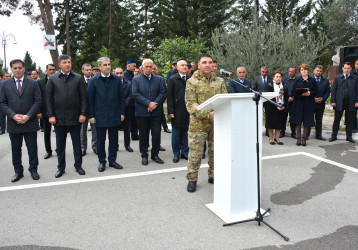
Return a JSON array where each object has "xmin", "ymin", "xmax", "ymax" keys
[{"xmin": 185, "ymin": 53, "xmax": 227, "ymax": 192}]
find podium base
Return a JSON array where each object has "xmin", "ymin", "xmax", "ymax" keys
[{"xmin": 206, "ymin": 203, "xmax": 269, "ymax": 223}]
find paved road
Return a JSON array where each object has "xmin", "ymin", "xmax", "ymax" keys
[{"xmin": 0, "ymin": 127, "xmax": 357, "ymax": 250}]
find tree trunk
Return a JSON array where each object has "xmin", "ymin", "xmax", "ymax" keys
[
  {"xmin": 65, "ymin": 0, "xmax": 71, "ymax": 56},
  {"xmin": 108, "ymin": 0, "xmax": 112, "ymax": 58}
]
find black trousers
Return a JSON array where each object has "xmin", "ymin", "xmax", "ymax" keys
[
  {"xmin": 123, "ymin": 112, "xmax": 130, "ymax": 147},
  {"xmin": 332, "ymin": 106, "xmax": 353, "ymax": 138},
  {"xmin": 130, "ymin": 101, "xmax": 138, "ymax": 137},
  {"xmin": 9, "ymin": 132, "xmax": 38, "ymax": 174},
  {"xmin": 137, "ymin": 116, "xmax": 161, "ymax": 157},
  {"xmin": 0, "ymin": 108, "xmax": 6, "ymax": 132},
  {"xmin": 43, "ymin": 117, "xmax": 52, "ymax": 153},
  {"xmin": 97, "ymin": 126, "xmax": 119, "ymax": 164},
  {"xmin": 161, "ymin": 103, "xmax": 168, "ymax": 130},
  {"xmin": 55, "ymin": 125, "xmax": 82, "ymax": 170},
  {"xmin": 314, "ymin": 108, "xmax": 325, "ymax": 137}
]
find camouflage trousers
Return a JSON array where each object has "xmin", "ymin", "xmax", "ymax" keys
[{"xmin": 186, "ymin": 130, "xmax": 214, "ymax": 181}]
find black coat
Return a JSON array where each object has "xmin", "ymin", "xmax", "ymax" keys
[
  {"xmin": 331, "ymin": 74, "xmax": 358, "ymax": 112},
  {"xmin": 38, "ymin": 76, "xmax": 49, "ymax": 117},
  {"xmin": 290, "ymin": 76, "xmax": 318, "ymax": 127},
  {"xmin": 46, "ymin": 71, "xmax": 87, "ymax": 126},
  {"xmin": 123, "ymin": 79, "xmax": 132, "ymax": 115},
  {"xmin": 282, "ymin": 76, "xmax": 298, "ymax": 113},
  {"xmin": 252, "ymin": 75, "xmax": 273, "ymax": 92},
  {"xmin": 167, "ymin": 73, "xmax": 190, "ymax": 128},
  {"xmin": 0, "ymin": 77, "xmax": 42, "ymax": 133}
]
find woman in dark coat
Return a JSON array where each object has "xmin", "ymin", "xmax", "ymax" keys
[
  {"xmin": 265, "ymin": 71, "xmax": 288, "ymax": 145},
  {"xmin": 290, "ymin": 64, "xmax": 318, "ymax": 146}
]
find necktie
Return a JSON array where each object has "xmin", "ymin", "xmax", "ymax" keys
[
  {"xmin": 316, "ymin": 77, "xmax": 320, "ymax": 83},
  {"xmin": 86, "ymin": 78, "xmax": 89, "ymax": 85},
  {"xmin": 345, "ymin": 74, "xmax": 348, "ymax": 79},
  {"xmin": 17, "ymin": 79, "xmax": 21, "ymax": 94},
  {"xmin": 182, "ymin": 75, "xmax": 186, "ymax": 82},
  {"xmin": 263, "ymin": 77, "xmax": 266, "ymax": 87}
]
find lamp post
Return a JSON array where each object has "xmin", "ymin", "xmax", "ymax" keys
[{"xmin": 0, "ymin": 31, "xmax": 17, "ymax": 70}]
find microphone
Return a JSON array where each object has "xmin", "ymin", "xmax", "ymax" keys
[{"xmin": 219, "ymin": 69, "xmax": 232, "ymax": 77}]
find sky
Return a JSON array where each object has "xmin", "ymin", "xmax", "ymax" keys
[{"xmin": 0, "ymin": 9, "xmax": 58, "ymax": 72}]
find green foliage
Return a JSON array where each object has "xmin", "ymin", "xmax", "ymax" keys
[
  {"xmin": 150, "ymin": 36, "xmax": 207, "ymax": 75},
  {"xmin": 211, "ymin": 18, "xmax": 329, "ymax": 80},
  {"xmin": 23, "ymin": 51, "xmax": 36, "ymax": 72}
]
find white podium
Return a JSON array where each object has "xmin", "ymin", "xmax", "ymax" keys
[{"xmin": 197, "ymin": 92, "xmax": 278, "ymax": 223}]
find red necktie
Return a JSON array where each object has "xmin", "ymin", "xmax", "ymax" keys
[
  {"xmin": 86, "ymin": 78, "xmax": 89, "ymax": 85},
  {"xmin": 17, "ymin": 79, "xmax": 21, "ymax": 94}
]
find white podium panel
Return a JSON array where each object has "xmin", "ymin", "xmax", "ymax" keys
[{"xmin": 198, "ymin": 92, "xmax": 278, "ymax": 223}]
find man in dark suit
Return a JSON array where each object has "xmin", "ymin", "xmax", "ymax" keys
[
  {"xmin": 282, "ymin": 67, "xmax": 298, "ymax": 138},
  {"xmin": 311, "ymin": 65, "xmax": 331, "ymax": 140},
  {"xmin": 329, "ymin": 62, "xmax": 358, "ymax": 143},
  {"xmin": 351, "ymin": 58, "xmax": 358, "ymax": 133},
  {"xmin": 38, "ymin": 63, "xmax": 56, "ymax": 159},
  {"xmin": 132, "ymin": 59, "xmax": 167, "ymax": 165},
  {"xmin": 0, "ymin": 59, "xmax": 42, "ymax": 182},
  {"xmin": 114, "ymin": 67, "xmax": 133, "ymax": 152},
  {"xmin": 0, "ymin": 72, "xmax": 11, "ymax": 135},
  {"xmin": 88, "ymin": 58, "xmax": 126, "ymax": 172},
  {"xmin": 229, "ymin": 66, "xmax": 251, "ymax": 93},
  {"xmin": 46, "ymin": 55, "xmax": 87, "ymax": 178},
  {"xmin": 167, "ymin": 60, "xmax": 190, "ymax": 163}
]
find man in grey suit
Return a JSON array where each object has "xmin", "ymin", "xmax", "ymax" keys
[
  {"xmin": 252, "ymin": 66, "xmax": 273, "ymax": 92},
  {"xmin": 0, "ymin": 59, "xmax": 42, "ymax": 182}
]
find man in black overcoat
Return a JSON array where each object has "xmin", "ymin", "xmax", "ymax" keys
[{"xmin": 0, "ymin": 59, "xmax": 42, "ymax": 182}]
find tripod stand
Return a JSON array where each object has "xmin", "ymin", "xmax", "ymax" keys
[{"xmin": 222, "ymin": 77, "xmax": 289, "ymax": 242}]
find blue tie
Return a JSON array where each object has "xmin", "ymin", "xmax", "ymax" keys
[
  {"xmin": 182, "ymin": 75, "xmax": 186, "ymax": 82},
  {"xmin": 263, "ymin": 77, "xmax": 266, "ymax": 87}
]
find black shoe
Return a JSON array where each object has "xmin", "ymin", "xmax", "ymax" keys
[
  {"xmin": 11, "ymin": 172, "xmax": 24, "ymax": 182},
  {"xmin": 346, "ymin": 137, "xmax": 355, "ymax": 143},
  {"xmin": 131, "ymin": 135, "xmax": 139, "ymax": 140},
  {"xmin": 76, "ymin": 167, "xmax": 86, "ymax": 175},
  {"xmin": 180, "ymin": 154, "xmax": 188, "ymax": 160},
  {"xmin": 279, "ymin": 132, "xmax": 285, "ymax": 138},
  {"xmin": 329, "ymin": 137, "xmax": 337, "ymax": 142},
  {"xmin": 274, "ymin": 138, "xmax": 284, "ymax": 145},
  {"xmin": 187, "ymin": 181, "xmax": 197, "ymax": 192},
  {"xmin": 41, "ymin": 128, "xmax": 44, "ymax": 132},
  {"xmin": 353, "ymin": 129, "xmax": 358, "ymax": 133},
  {"xmin": 269, "ymin": 141, "xmax": 275, "ymax": 145},
  {"xmin": 316, "ymin": 136, "xmax": 326, "ymax": 141},
  {"xmin": 291, "ymin": 134, "xmax": 297, "ymax": 139},
  {"xmin": 202, "ymin": 153, "xmax": 206, "ymax": 159},
  {"xmin": 98, "ymin": 163, "xmax": 106, "ymax": 172},
  {"xmin": 151, "ymin": 155, "xmax": 164, "ymax": 164},
  {"xmin": 0, "ymin": 130, "xmax": 5, "ymax": 135},
  {"xmin": 208, "ymin": 178, "xmax": 214, "ymax": 184},
  {"xmin": 30, "ymin": 171, "xmax": 40, "ymax": 180},
  {"xmin": 93, "ymin": 149, "xmax": 97, "ymax": 155},
  {"xmin": 109, "ymin": 162, "xmax": 123, "ymax": 169},
  {"xmin": 173, "ymin": 156, "xmax": 180, "ymax": 163},
  {"xmin": 44, "ymin": 152, "xmax": 52, "ymax": 159},
  {"xmin": 142, "ymin": 156, "xmax": 148, "ymax": 165},
  {"xmin": 265, "ymin": 129, "xmax": 269, "ymax": 137},
  {"xmin": 125, "ymin": 146, "xmax": 134, "ymax": 152},
  {"xmin": 55, "ymin": 169, "xmax": 65, "ymax": 178},
  {"xmin": 159, "ymin": 146, "xmax": 166, "ymax": 151},
  {"xmin": 81, "ymin": 149, "xmax": 86, "ymax": 156},
  {"xmin": 164, "ymin": 128, "xmax": 171, "ymax": 133}
]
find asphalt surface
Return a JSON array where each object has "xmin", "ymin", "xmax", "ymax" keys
[{"xmin": 0, "ymin": 126, "xmax": 357, "ymax": 250}]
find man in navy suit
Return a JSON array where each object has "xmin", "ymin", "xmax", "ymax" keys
[
  {"xmin": 0, "ymin": 59, "xmax": 42, "ymax": 182},
  {"xmin": 329, "ymin": 62, "xmax": 358, "ymax": 143},
  {"xmin": 310, "ymin": 65, "xmax": 331, "ymax": 140},
  {"xmin": 351, "ymin": 58, "xmax": 358, "ymax": 132},
  {"xmin": 229, "ymin": 66, "xmax": 251, "ymax": 93},
  {"xmin": 282, "ymin": 67, "xmax": 298, "ymax": 138}
]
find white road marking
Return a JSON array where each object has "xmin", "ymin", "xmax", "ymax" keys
[{"xmin": 0, "ymin": 152, "xmax": 356, "ymax": 192}]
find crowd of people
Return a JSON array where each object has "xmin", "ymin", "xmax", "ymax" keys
[{"xmin": 0, "ymin": 54, "xmax": 358, "ymax": 193}]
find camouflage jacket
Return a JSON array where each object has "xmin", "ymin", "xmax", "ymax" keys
[{"xmin": 185, "ymin": 70, "xmax": 227, "ymax": 132}]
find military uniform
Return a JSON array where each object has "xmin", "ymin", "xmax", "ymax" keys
[{"xmin": 185, "ymin": 70, "xmax": 227, "ymax": 181}]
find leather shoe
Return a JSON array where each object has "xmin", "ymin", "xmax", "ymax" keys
[
  {"xmin": 109, "ymin": 162, "xmax": 123, "ymax": 169},
  {"xmin": 164, "ymin": 128, "xmax": 171, "ymax": 133},
  {"xmin": 159, "ymin": 146, "xmax": 166, "ymax": 151},
  {"xmin": 202, "ymin": 153, "xmax": 206, "ymax": 159},
  {"xmin": 208, "ymin": 178, "xmax": 214, "ymax": 184},
  {"xmin": 125, "ymin": 145, "xmax": 134, "ymax": 152},
  {"xmin": 346, "ymin": 137, "xmax": 355, "ymax": 143},
  {"xmin": 81, "ymin": 149, "xmax": 86, "ymax": 156},
  {"xmin": 180, "ymin": 154, "xmax": 188, "ymax": 160},
  {"xmin": 173, "ymin": 156, "xmax": 180, "ymax": 163},
  {"xmin": 11, "ymin": 172, "xmax": 24, "ymax": 183},
  {"xmin": 98, "ymin": 163, "xmax": 106, "ymax": 172},
  {"xmin": 93, "ymin": 149, "xmax": 97, "ymax": 155},
  {"xmin": 76, "ymin": 167, "xmax": 86, "ymax": 175},
  {"xmin": 291, "ymin": 134, "xmax": 297, "ymax": 139},
  {"xmin": 279, "ymin": 132, "xmax": 285, "ymax": 138},
  {"xmin": 55, "ymin": 169, "xmax": 65, "ymax": 178},
  {"xmin": 44, "ymin": 152, "xmax": 52, "ymax": 159},
  {"xmin": 329, "ymin": 137, "xmax": 337, "ymax": 142},
  {"xmin": 0, "ymin": 130, "xmax": 5, "ymax": 135},
  {"xmin": 316, "ymin": 136, "xmax": 326, "ymax": 141},
  {"xmin": 151, "ymin": 155, "xmax": 164, "ymax": 164},
  {"xmin": 187, "ymin": 181, "xmax": 197, "ymax": 192},
  {"xmin": 131, "ymin": 135, "xmax": 139, "ymax": 140},
  {"xmin": 31, "ymin": 171, "xmax": 40, "ymax": 180},
  {"xmin": 142, "ymin": 156, "xmax": 148, "ymax": 165}
]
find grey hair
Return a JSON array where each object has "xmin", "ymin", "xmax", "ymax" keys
[
  {"xmin": 58, "ymin": 55, "xmax": 71, "ymax": 63},
  {"xmin": 314, "ymin": 65, "xmax": 324, "ymax": 70},
  {"xmin": 236, "ymin": 66, "xmax": 246, "ymax": 72},
  {"xmin": 142, "ymin": 59, "xmax": 154, "ymax": 66},
  {"xmin": 97, "ymin": 57, "xmax": 110, "ymax": 66},
  {"xmin": 82, "ymin": 63, "xmax": 91, "ymax": 70}
]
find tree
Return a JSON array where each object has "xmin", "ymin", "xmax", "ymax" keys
[
  {"xmin": 211, "ymin": 18, "xmax": 329, "ymax": 81},
  {"xmin": 23, "ymin": 51, "xmax": 36, "ymax": 72},
  {"xmin": 150, "ymin": 36, "xmax": 207, "ymax": 76}
]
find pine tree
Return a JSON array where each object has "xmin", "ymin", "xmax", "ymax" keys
[{"xmin": 23, "ymin": 51, "xmax": 36, "ymax": 72}]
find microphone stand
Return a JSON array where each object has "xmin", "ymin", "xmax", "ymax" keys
[{"xmin": 222, "ymin": 76, "xmax": 289, "ymax": 242}]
